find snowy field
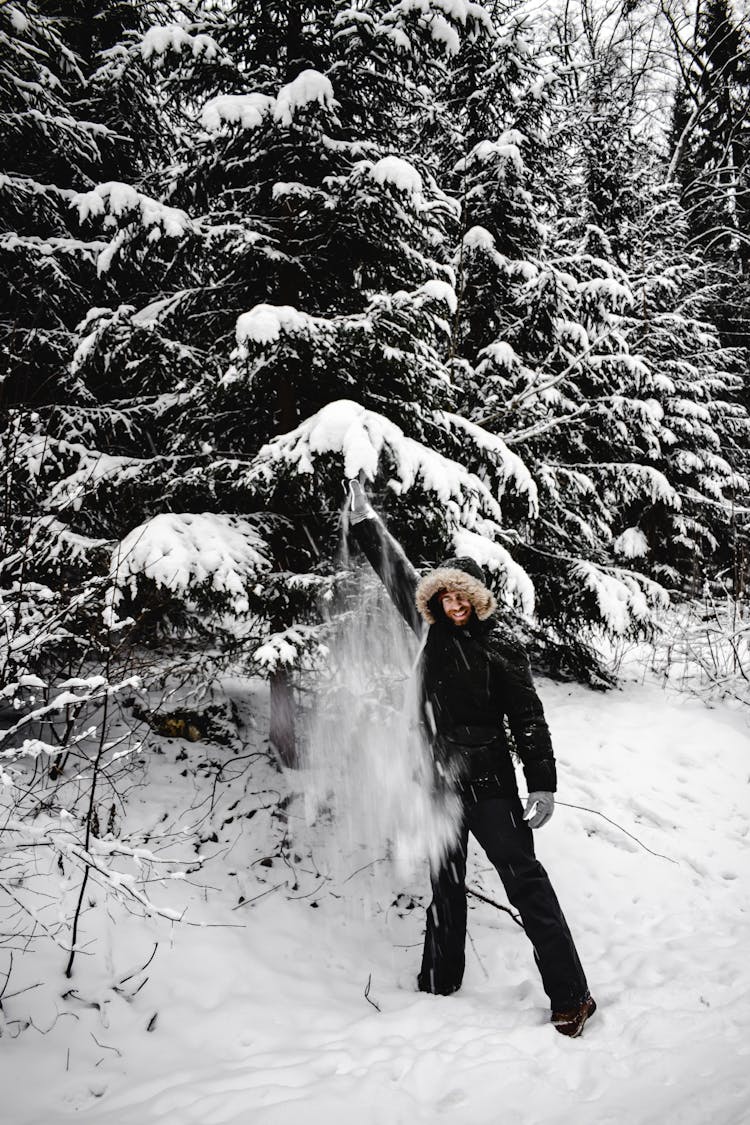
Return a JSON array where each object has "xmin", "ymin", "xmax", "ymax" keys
[{"xmin": 2, "ymin": 671, "xmax": 749, "ymax": 1125}]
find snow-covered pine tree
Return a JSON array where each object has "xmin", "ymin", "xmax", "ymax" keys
[
  {"xmin": 0, "ymin": 2, "xmax": 208, "ymax": 968},
  {"xmin": 77, "ymin": 0, "xmax": 548, "ymax": 762},
  {"xmin": 155, "ymin": 0, "xmax": 523, "ymax": 764},
  {"xmin": 1, "ymin": 0, "xmax": 111, "ymax": 701},
  {"xmin": 444, "ymin": 1, "xmax": 749, "ymax": 645},
  {"xmin": 1, "ymin": 1, "xmax": 102, "ymax": 405},
  {"xmin": 0, "ymin": 0, "xmax": 200, "ymax": 690},
  {"xmin": 667, "ymin": 0, "xmax": 750, "ymax": 353},
  {"xmin": 627, "ymin": 179, "xmax": 749, "ymax": 593}
]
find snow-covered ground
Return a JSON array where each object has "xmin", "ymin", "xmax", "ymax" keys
[{"xmin": 3, "ymin": 672, "xmax": 749, "ymax": 1125}]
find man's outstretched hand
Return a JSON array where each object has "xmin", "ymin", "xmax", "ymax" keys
[
  {"xmin": 347, "ymin": 479, "xmax": 373, "ymax": 524},
  {"xmin": 523, "ymin": 791, "xmax": 555, "ymax": 829}
]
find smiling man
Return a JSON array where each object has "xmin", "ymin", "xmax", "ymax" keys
[
  {"xmin": 347, "ymin": 480, "xmax": 596, "ymax": 1038},
  {"xmin": 439, "ymin": 589, "xmax": 472, "ymax": 626}
]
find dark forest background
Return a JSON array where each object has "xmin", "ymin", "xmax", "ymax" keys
[{"xmin": 2, "ymin": 0, "xmax": 749, "ymax": 771}]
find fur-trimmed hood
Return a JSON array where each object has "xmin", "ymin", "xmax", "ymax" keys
[{"xmin": 415, "ymin": 556, "xmax": 497, "ymax": 624}]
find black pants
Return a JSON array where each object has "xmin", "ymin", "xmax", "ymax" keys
[{"xmin": 417, "ymin": 795, "xmax": 589, "ymax": 1010}]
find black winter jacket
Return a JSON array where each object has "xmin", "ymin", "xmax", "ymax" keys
[{"xmin": 352, "ymin": 516, "xmax": 557, "ymax": 799}]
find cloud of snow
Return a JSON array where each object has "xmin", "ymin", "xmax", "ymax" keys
[{"xmin": 300, "ymin": 567, "xmax": 462, "ymax": 882}]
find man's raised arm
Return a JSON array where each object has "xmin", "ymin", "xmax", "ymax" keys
[{"xmin": 347, "ymin": 481, "xmax": 424, "ymax": 637}]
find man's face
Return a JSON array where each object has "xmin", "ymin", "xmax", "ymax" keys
[{"xmin": 439, "ymin": 589, "xmax": 472, "ymax": 627}]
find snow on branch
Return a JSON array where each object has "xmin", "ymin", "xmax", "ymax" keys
[
  {"xmin": 245, "ymin": 399, "xmax": 504, "ymax": 527},
  {"xmin": 453, "ymin": 529, "xmax": 535, "ymax": 614},
  {"xmin": 107, "ymin": 513, "xmax": 270, "ymax": 622},
  {"xmin": 610, "ymin": 463, "xmax": 682, "ymax": 509},
  {"xmin": 140, "ymin": 24, "xmax": 220, "ymax": 61},
  {"xmin": 201, "ymin": 92, "xmax": 274, "ymax": 132},
  {"xmin": 461, "ymin": 132, "xmax": 526, "ymax": 174},
  {"xmin": 437, "ymin": 411, "xmax": 538, "ymax": 514},
  {"xmin": 235, "ymin": 304, "xmax": 325, "ymax": 347},
  {"xmin": 571, "ymin": 561, "xmax": 668, "ymax": 634},
  {"xmin": 0, "ymin": 676, "xmax": 139, "ymax": 746},
  {"xmin": 254, "ymin": 625, "xmax": 328, "ymax": 673},
  {"xmin": 47, "ymin": 449, "xmax": 149, "ymax": 511},
  {"xmin": 613, "ymin": 527, "xmax": 649, "ymax": 559},
  {"xmin": 71, "ymin": 183, "xmax": 193, "ymax": 273},
  {"xmin": 368, "ymin": 156, "xmax": 423, "ymax": 194},
  {"xmin": 577, "ymin": 276, "xmax": 633, "ymax": 310},
  {"xmin": 274, "ymin": 71, "xmax": 335, "ymax": 126},
  {"xmin": 201, "ymin": 70, "xmax": 335, "ymax": 132},
  {"xmin": 27, "ymin": 515, "xmax": 109, "ymax": 565},
  {"xmin": 73, "ymin": 182, "xmax": 191, "ymax": 236},
  {"xmin": 389, "ymin": 0, "xmax": 492, "ymax": 40},
  {"xmin": 229, "ymin": 281, "xmax": 456, "ymax": 375}
]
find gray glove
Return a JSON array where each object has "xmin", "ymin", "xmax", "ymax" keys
[
  {"xmin": 347, "ymin": 479, "xmax": 374, "ymax": 524},
  {"xmin": 523, "ymin": 791, "xmax": 555, "ymax": 829}
]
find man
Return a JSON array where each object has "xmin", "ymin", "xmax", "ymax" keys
[{"xmin": 347, "ymin": 480, "xmax": 596, "ymax": 1038}]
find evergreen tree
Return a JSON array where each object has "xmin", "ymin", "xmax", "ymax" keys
[
  {"xmin": 449, "ymin": 4, "xmax": 749, "ymax": 642},
  {"xmin": 0, "ymin": 0, "xmax": 194, "ymax": 689},
  {"xmin": 1, "ymin": 1, "xmax": 101, "ymax": 405},
  {"xmin": 668, "ymin": 0, "xmax": 750, "ymax": 352},
  {"xmin": 75, "ymin": 1, "xmax": 526, "ymax": 763}
]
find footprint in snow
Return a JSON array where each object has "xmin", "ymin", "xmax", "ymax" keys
[{"xmin": 436, "ymin": 1088, "xmax": 468, "ymax": 1112}]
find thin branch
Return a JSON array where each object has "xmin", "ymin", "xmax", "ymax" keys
[
  {"xmin": 466, "ymin": 885, "xmax": 525, "ymax": 928},
  {"xmin": 364, "ymin": 973, "xmax": 380, "ymax": 1012},
  {"xmin": 556, "ymin": 801, "xmax": 679, "ymax": 864},
  {"xmin": 0, "ymin": 951, "xmax": 12, "ymax": 1002}
]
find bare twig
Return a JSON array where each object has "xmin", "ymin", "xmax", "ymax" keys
[
  {"xmin": 0, "ymin": 951, "xmax": 12, "ymax": 1002},
  {"xmin": 116, "ymin": 942, "xmax": 158, "ymax": 987},
  {"xmin": 466, "ymin": 927, "xmax": 489, "ymax": 979},
  {"xmin": 556, "ymin": 801, "xmax": 679, "ymax": 864},
  {"xmin": 364, "ymin": 973, "xmax": 380, "ymax": 1012},
  {"xmin": 342, "ymin": 857, "xmax": 386, "ymax": 883},
  {"xmin": 231, "ymin": 880, "xmax": 287, "ymax": 910},
  {"xmin": 466, "ymin": 886, "xmax": 525, "ymax": 928}
]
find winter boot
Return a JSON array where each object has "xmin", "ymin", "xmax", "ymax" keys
[{"xmin": 551, "ymin": 995, "xmax": 597, "ymax": 1037}]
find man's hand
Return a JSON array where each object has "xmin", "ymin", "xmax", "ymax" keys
[
  {"xmin": 523, "ymin": 791, "xmax": 555, "ymax": 829},
  {"xmin": 347, "ymin": 479, "xmax": 374, "ymax": 524}
]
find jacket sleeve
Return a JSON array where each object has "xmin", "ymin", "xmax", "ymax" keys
[
  {"xmin": 349, "ymin": 515, "xmax": 424, "ymax": 637},
  {"xmin": 496, "ymin": 640, "xmax": 557, "ymax": 794}
]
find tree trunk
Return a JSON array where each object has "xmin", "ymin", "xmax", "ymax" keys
[
  {"xmin": 264, "ymin": 1, "xmax": 308, "ymax": 771},
  {"xmin": 269, "ymin": 666, "xmax": 296, "ymax": 768}
]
